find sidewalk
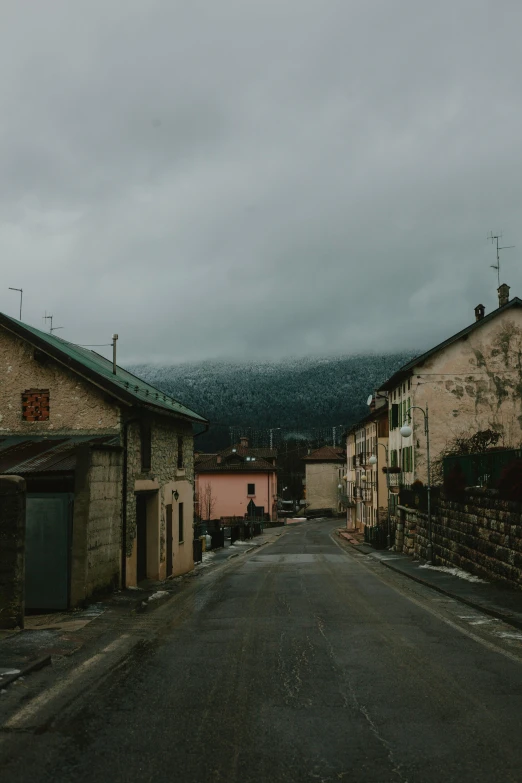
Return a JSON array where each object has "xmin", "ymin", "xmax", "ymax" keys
[
  {"xmin": 0, "ymin": 529, "xmax": 284, "ymax": 690},
  {"xmin": 337, "ymin": 529, "xmax": 522, "ymax": 632}
]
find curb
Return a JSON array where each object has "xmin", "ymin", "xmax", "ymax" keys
[
  {"xmin": 378, "ymin": 559, "xmax": 522, "ymax": 633},
  {"xmin": 0, "ymin": 655, "xmax": 52, "ymax": 689},
  {"xmin": 335, "ymin": 528, "xmax": 522, "ymax": 633}
]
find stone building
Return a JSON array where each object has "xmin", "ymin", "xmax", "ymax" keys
[
  {"xmin": 303, "ymin": 446, "xmax": 346, "ymax": 515},
  {"xmin": 379, "ymin": 286, "xmax": 522, "ymax": 489},
  {"xmin": 0, "ymin": 312, "xmax": 207, "ymax": 610}
]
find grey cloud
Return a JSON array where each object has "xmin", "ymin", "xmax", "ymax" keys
[{"xmin": 1, "ymin": 1, "xmax": 522, "ymax": 365}]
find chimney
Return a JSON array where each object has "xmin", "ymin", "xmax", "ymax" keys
[
  {"xmin": 498, "ymin": 284, "xmax": 510, "ymax": 308},
  {"xmin": 474, "ymin": 304, "xmax": 485, "ymax": 322},
  {"xmin": 239, "ymin": 436, "xmax": 249, "ymax": 448}
]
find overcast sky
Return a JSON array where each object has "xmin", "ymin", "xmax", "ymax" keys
[{"xmin": 1, "ymin": 0, "xmax": 522, "ymax": 364}]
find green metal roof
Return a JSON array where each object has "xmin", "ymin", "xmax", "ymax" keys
[{"xmin": 0, "ymin": 313, "xmax": 208, "ymax": 424}]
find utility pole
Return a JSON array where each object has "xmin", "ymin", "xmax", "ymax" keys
[
  {"xmin": 8, "ymin": 287, "xmax": 22, "ymax": 320},
  {"xmin": 488, "ymin": 231, "xmax": 515, "ymax": 287}
]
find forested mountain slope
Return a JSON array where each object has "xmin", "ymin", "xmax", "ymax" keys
[{"xmin": 129, "ymin": 353, "xmax": 414, "ymax": 451}]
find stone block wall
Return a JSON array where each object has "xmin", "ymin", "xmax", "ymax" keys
[
  {"xmin": 433, "ymin": 491, "xmax": 522, "ymax": 588},
  {"xmin": 86, "ymin": 448, "xmax": 123, "ymax": 596},
  {"xmin": 0, "ymin": 475, "xmax": 26, "ymax": 629},
  {"xmin": 394, "ymin": 490, "xmax": 522, "ymax": 589}
]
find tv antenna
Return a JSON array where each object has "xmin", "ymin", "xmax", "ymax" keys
[
  {"xmin": 43, "ymin": 313, "xmax": 64, "ymax": 334},
  {"xmin": 8, "ymin": 287, "xmax": 23, "ymax": 320},
  {"xmin": 488, "ymin": 231, "xmax": 514, "ymax": 288}
]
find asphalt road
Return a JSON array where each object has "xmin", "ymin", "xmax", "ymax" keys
[{"xmin": 2, "ymin": 519, "xmax": 522, "ymax": 783}]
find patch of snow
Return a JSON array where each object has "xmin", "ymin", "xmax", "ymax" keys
[
  {"xmin": 419, "ymin": 564, "xmax": 486, "ymax": 583},
  {"xmin": 497, "ymin": 631, "xmax": 522, "ymax": 640},
  {"xmin": 127, "ymin": 586, "xmax": 144, "ymax": 591},
  {"xmin": 0, "ymin": 669, "xmax": 20, "ymax": 677},
  {"xmin": 148, "ymin": 590, "xmax": 169, "ymax": 602},
  {"xmin": 230, "ymin": 540, "xmax": 253, "ymax": 547}
]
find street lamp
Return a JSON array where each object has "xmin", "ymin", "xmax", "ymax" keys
[
  {"xmin": 369, "ymin": 444, "xmax": 392, "ymax": 548},
  {"xmin": 400, "ymin": 405, "xmax": 433, "ymax": 564}
]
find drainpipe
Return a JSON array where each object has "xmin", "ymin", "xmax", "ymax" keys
[{"xmin": 121, "ymin": 416, "xmax": 140, "ymax": 589}]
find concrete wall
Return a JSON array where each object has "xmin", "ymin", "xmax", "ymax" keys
[
  {"xmin": 0, "ymin": 327, "xmax": 120, "ymax": 434},
  {"xmin": 305, "ymin": 462, "xmax": 343, "ymax": 512},
  {"xmin": 0, "ymin": 475, "xmax": 25, "ymax": 628},
  {"xmin": 195, "ymin": 471, "xmax": 277, "ymax": 520},
  {"xmin": 389, "ymin": 308, "xmax": 522, "ymax": 485},
  {"xmin": 71, "ymin": 446, "xmax": 122, "ymax": 606},
  {"xmin": 125, "ymin": 416, "xmax": 195, "ymax": 585}
]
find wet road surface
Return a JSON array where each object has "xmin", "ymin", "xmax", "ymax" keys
[{"xmin": 2, "ymin": 519, "xmax": 522, "ymax": 782}]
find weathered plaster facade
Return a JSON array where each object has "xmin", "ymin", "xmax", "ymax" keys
[
  {"xmin": 387, "ymin": 307, "xmax": 522, "ymax": 487},
  {"xmin": 345, "ymin": 404, "xmax": 389, "ymax": 531},
  {"xmin": 304, "ymin": 456, "xmax": 345, "ymax": 513}
]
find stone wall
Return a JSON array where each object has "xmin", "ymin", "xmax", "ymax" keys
[
  {"xmin": 394, "ymin": 491, "xmax": 522, "ymax": 589},
  {"xmin": 0, "ymin": 327, "xmax": 120, "ymax": 434},
  {"xmin": 86, "ymin": 448, "xmax": 122, "ymax": 596},
  {"xmin": 0, "ymin": 476, "xmax": 25, "ymax": 628},
  {"xmin": 71, "ymin": 446, "xmax": 122, "ymax": 606},
  {"xmin": 125, "ymin": 415, "xmax": 195, "ymax": 582}
]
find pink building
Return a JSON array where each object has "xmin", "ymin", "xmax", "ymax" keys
[{"xmin": 195, "ymin": 438, "xmax": 278, "ymax": 522}]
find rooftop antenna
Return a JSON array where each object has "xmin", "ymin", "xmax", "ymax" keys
[
  {"xmin": 8, "ymin": 287, "xmax": 22, "ymax": 320},
  {"xmin": 112, "ymin": 334, "xmax": 118, "ymax": 374},
  {"xmin": 43, "ymin": 314, "xmax": 64, "ymax": 334},
  {"xmin": 488, "ymin": 231, "xmax": 515, "ymax": 288}
]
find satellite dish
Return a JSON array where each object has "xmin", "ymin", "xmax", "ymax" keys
[{"xmin": 366, "ymin": 395, "xmax": 373, "ymax": 406}]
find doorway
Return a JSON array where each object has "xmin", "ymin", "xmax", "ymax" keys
[
  {"xmin": 136, "ymin": 494, "xmax": 148, "ymax": 582},
  {"xmin": 25, "ymin": 493, "xmax": 73, "ymax": 610},
  {"xmin": 166, "ymin": 503, "xmax": 173, "ymax": 578}
]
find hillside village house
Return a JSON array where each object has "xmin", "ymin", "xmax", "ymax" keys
[
  {"xmin": 345, "ymin": 399, "xmax": 389, "ymax": 532},
  {"xmin": 195, "ymin": 437, "xmax": 278, "ymax": 522},
  {"xmin": 303, "ymin": 446, "xmax": 346, "ymax": 515},
  {"xmin": 378, "ymin": 285, "xmax": 522, "ymax": 497},
  {"xmin": 0, "ymin": 312, "xmax": 207, "ymax": 610}
]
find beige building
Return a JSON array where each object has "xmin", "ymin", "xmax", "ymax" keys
[
  {"xmin": 345, "ymin": 400, "xmax": 389, "ymax": 531},
  {"xmin": 379, "ymin": 286, "xmax": 522, "ymax": 489},
  {"xmin": 0, "ymin": 312, "xmax": 207, "ymax": 609},
  {"xmin": 303, "ymin": 446, "xmax": 346, "ymax": 515}
]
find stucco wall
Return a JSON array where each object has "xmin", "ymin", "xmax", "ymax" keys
[
  {"xmin": 0, "ymin": 327, "xmax": 120, "ymax": 434},
  {"xmin": 195, "ymin": 471, "xmax": 277, "ymax": 520},
  {"xmin": 125, "ymin": 416, "xmax": 194, "ymax": 584},
  {"xmin": 305, "ymin": 462, "xmax": 342, "ymax": 511},
  {"xmin": 389, "ymin": 309, "xmax": 522, "ymax": 485}
]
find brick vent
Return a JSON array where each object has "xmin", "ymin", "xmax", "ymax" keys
[{"xmin": 22, "ymin": 389, "xmax": 50, "ymax": 422}]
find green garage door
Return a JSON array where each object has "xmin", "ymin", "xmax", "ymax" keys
[{"xmin": 25, "ymin": 493, "xmax": 73, "ymax": 610}]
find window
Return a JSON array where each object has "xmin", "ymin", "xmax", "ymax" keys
[
  {"xmin": 391, "ymin": 404, "xmax": 399, "ymax": 429},
  {"xmin": 140, "ymin": 422, "xmax": 151, "ymax": 471},
  {"xmin": 390, "ymin": 450, "xmax": 398, "ymax": 468},
  {"xmin": 178, "ymin": 502, "xmax": 184, "ymax": 543},
  {"xmin": 22, "ymin": 389, "xmax": 49, "ymax": 421},
  {"xmin": 247, "ymin": 483, "xmax": 255, "ymax": 496},
  {"xmin": 177, "ymin": 435, "xmax": 184, "ymax": 469},
  {"xmin": 402, "ymin": 446, "xmax": 413, "ymax": 472}
]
